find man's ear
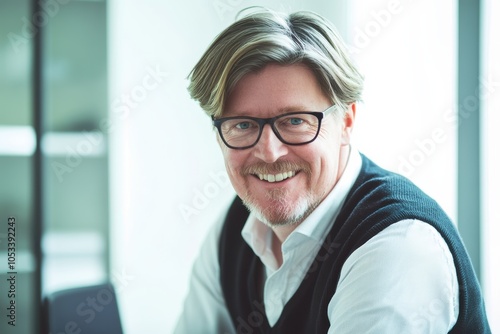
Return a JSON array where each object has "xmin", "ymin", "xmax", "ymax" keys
[{"xmin": 341, "ymin": 102, "xmax": 356, "ymax": 145}]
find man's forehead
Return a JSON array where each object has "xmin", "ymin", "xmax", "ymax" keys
[{"xmin": 223, "ymin": 63, "xmax": 327, "ymax": 117}]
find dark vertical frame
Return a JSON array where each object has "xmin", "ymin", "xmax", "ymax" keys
[
  {"xmin": 458, "ymin": 0, "xmax": 482, "ymax": 281},
  {"xmin": 32, "ymin": 0, "xmax": 44, "ymax": 332}
]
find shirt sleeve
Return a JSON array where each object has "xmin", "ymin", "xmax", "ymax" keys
[
  {"xmin": 173, "ymin": 214, "xmax": 236, "ymax": 334},
  {"xmin": 327, "ymin": 219, "xmax": 459, "ymax": 334}
]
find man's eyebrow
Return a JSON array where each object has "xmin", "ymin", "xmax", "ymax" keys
[
  {"xmin": 277, "ymin": 105, "xmax": 311, "ymax": 113},
  {"xmin": 224, "ymin": 105, "xmax": 312, "ymax": 117}
]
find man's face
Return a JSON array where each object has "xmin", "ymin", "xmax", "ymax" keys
[{"xmin": 218, "ymin": 63, "xmax": 355, "ymax": 227}]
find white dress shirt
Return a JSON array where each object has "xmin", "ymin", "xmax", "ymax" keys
[{"xmin": 174, "ymin": 150, "xmax": 459, "ymax": 333}]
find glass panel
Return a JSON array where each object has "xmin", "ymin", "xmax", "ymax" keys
[
  {"xmin": 0, "ymin": 0, "xmax": 36, "ymax": 333},
  {"xmin": 1, "ymin": 1, "xmax": 109, "ymax": 333},
  {"xmin": 42, "ymin": 0, "xmax": 109, "ymax": 295}
]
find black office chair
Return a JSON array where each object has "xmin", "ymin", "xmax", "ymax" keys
[{"xmin": 43, "ymin": 282, "xmax": 124, "ymax": 334}]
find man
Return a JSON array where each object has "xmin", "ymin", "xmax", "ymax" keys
[{"xmin": 174, "ymin": 9, "xmax": 490, "ymax": 333}]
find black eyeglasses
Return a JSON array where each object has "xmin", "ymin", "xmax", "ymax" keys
[{"xmin": 212, "ymin": 105, "xmax": 336, "ymax": 149}]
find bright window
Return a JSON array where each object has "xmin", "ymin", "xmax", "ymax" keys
[{"xmin": 349, "ymin": 0, "xmax": 457, "ymax": 221}]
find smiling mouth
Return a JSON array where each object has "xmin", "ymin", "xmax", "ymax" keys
[{"xmin": 255, "ymin": 171, "xmax": 297, "ymax": 183}]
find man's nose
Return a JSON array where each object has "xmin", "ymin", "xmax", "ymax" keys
[{"xmin": 253, "ymin": 125, "xmax": 289, "ymax": 163}]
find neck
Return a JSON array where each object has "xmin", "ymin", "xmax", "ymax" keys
[
  {"xmin": 273, "ymin": 224, "xmax": 297, "ymax": 244},
  {"xmin": 270, "ymin": 145, "xmax": 352, "ymax": 266}
]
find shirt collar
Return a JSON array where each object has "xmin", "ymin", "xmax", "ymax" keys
[
  {"xmin": 293, "ymin": 147, "xmax": 362, "ymax": 242},
  {"xmin": 241, "ymin": 147, "xmax": 362, "ymax": 260}
]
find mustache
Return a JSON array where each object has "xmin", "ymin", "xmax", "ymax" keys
[{"xmin": 241, "ymin": 160, "xmax": 311, "ymax": 176}]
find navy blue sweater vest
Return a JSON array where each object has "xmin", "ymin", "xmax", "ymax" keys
[{"xmin": 218, "ymin": 155, "xmax": 490, "ymax": 333}]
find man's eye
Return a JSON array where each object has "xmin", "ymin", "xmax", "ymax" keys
[
  {"xmin": 236, "ymin": 122, "xmax": 252, "ymax": 130},
  {"xmin": 289, "ymin": 118, "xmax": 304, "ymax": 125},
  {"xmin": 280, "ymin": 117, "xmax": 305, "ymax": 127}
]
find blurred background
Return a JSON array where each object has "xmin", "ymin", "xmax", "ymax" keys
[{"xmin": 0, "ymin": 0, "xmax": 498, "ymax": 333}]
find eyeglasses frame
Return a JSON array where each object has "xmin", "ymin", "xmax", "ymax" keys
[{"xmin": 212, "ymin": 105, "xmax": 337, "ymax": 150}]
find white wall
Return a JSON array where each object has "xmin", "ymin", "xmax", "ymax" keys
[
  {"xmin": 107, "ymin": 3, "xmax": 232, "ymax": 332},
  {"xmin": 108, "ymin": 1, "xmax": 459, "ymax": 332}
]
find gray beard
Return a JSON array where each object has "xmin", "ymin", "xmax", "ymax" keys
[{"xmin": 241, "ymin": 187, "xmax": 320, "ymax": 227}]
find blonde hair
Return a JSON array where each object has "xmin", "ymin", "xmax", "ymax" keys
[{"xmin": 188, "ymin": 8, "xmax": 364, "ymax": 118}]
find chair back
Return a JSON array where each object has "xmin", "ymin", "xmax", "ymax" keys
[{"xmin": 44, "ymin": 283, "xmax": 123, "ymax": 334}]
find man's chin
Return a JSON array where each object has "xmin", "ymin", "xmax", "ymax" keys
[{"xmin": 242, "ymin": 196, "xmax": 316, "ymax": 227}]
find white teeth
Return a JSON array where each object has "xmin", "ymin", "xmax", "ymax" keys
[{"xmin": 256, "ymin": 171, "xmax": 296, "ymax": 183}]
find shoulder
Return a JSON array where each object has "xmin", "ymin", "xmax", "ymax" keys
[
  {"xmin": 345, "ymin": 219, "xmax": 458, "ymax": 278},
  {"xmin": 329, "ymin": 219, "xmax": 459, "ymax": 333},
  {"xmin": 336, "ymin": 155, "xmax": 454, "ymax": 251}
]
